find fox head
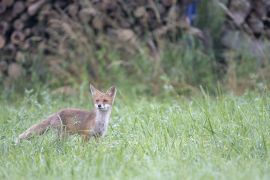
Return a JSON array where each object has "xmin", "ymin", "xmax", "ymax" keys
[{"xmin": 90, "ymin": 84, "xmax": 117, "ymax": 111}]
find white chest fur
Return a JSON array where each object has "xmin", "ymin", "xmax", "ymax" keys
[{"xmin": 92, "ymin": 109, "xmax": 111, "ymax": 137}]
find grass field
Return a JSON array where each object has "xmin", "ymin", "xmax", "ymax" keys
[{"xmin": 0, "ymin": 89, "xmax": 270, "ymax": 180}]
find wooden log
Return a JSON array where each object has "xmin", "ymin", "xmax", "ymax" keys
[
  {"xmin": 24, "ymin": 28, "xmax": 32, "ymax": 37},
  {"xmin": 78, "ymin": 8, "xmax": 97, "ymax": 23},
  {"xmin": 67, "ymin": 4, "xmax": 79, "ymax": 18},
  {"xmin": 148, "ymin": 0, "xmax": 161, "ymax": 24},
  {"xmin": 38, "ymin": 4, "xmax": 51, "ymax": 21},
  {"xmin": 133, "ymin": 25, "xmax": 142, "ymax": 34},
  {"xmin": 0, "ymin": 61, "xmax": 8, "ymax": 73},
  {"xmin": 0, "ymin": 2, "xmax": 7, "ymax": 14},
  {"xmin": 115, "ymin": 29, "xmax": 136, "ymax": 42},
  {"xmin": 2, "ymin": 0, "xmax": 14, "ymax": 7},
  {"xmin": 0, "ymin": 35, "xmax": 6, "ymax": 49},
  {"xmin": 263, "ymin": 0, "xmax": 270, "ymax": 6},
  {"xmin": 162, "ymin": 0, "xmax": 176, "ymax": 7},
  {"xmin": 13, "ymin": 19, "xmax": 24, "ymax": 30},
  {"xmin": 228, "ymin": 0, "xmax": 251, "ymax": 26},
  {"xmin": 26, "ymin": 0, "xmax": 38, "ymax": 6},
  {"xmin": 134, "ymin": 6, "xmax": 147, "ymax": 18},
  {"xmin": 0, "ymin": 21, "xmax": 9, "ymax": 35},
  {"xmin": 4, "ymin": 43, "xmax": 16, "ymax": 57},
  {"xmin": 100, "ymin": 0, "xmax": 117, "ymax": 12},
  {"xmin": 1, "ymin": 8, "xmax": 13, "ymax": 22},
  {"xmin": 11, "ymin": 31, "xmax": 25, "ymax": 45},
  {"xmin": 157, "ymin": 3, "xmax": 166, "ymax": 17},
  {"xmin": 20, "ymin": 13, "xmax": 29, "ymax": 21},
  {"xmin": 27, "ymin": 0, "xmax": 38, "ymax": 3},
  {"xmin": 12, "ymin": 1, "xmax": 25, "ymax": 18},
  {"xmin": 19, "ymin": 38, "xmax": 30, "ymax": 50},
  {"xmin": 49, "ymin": 9, "xmax": 61, "ymax": 20},
  {"xmin": 53, "ymin": 0, "xmax": 67, "ymax": 9},
  {"xmin": 30, "ymin": 27, "xmax": 40, "ymax": 36},
  {"xmin": 28, "ymin": 0, "xmax": 46, "ymax": 16},
  {"xmin": 254, "ymin": 0, "xmax": 267, "ymax": 18},
  {"xmin": 248, "ymin": 12, "xmax": 264, "ymax": 35},
  {"xmin": 134, "ymin": 0, "xmax": 148, "ymax": 6},
  {"xmin": 92, "ymin": 16, "xmax": 104, "ymax": 30},
  {"xmin": 120, "ymin": 17, "xmax": 132, "ymax": 28},
  {"xmin": 8, "ymin": 63, "xmax": 24, "ymax": 80}
]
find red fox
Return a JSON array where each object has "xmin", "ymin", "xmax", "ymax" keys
[{"xmin": 17, "ymin": 84, "xmax": 117, "ymax": 142}]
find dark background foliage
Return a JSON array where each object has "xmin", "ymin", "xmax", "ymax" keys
[{"xmin": 0, "ymin": 0, "xmax": 270, "ymax": 96}]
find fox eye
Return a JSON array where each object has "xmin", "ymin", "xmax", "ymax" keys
[
  {"xmin": 103, "ymin": 99, "xmax": 108, "ymax": 103},
  {"xmin": 96, "ymin": 99, "xmax": 99, "ymax": 103}
]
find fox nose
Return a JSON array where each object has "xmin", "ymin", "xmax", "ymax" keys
[{"xmin": 98, "ymin": 104, "xmax": 101, "ymax": 108}]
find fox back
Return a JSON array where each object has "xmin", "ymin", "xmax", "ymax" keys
[{"xmin": 18, "ymin": 84, "xmax": 117, "ymax": 142}]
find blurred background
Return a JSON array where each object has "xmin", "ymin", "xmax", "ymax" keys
[{"xmin": 1, "ymin": 0, "xmax": 270, "ymax": 96}]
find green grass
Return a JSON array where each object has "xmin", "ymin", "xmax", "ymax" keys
[{"xmin": 0, "ymin": 89, "xmax": 270, "ymax": 180}]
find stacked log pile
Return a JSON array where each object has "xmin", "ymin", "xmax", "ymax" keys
[
  {"xmin": 1, "ymin": 0, "xmax": 270, "ymax": 87},
  {"xmin": 221, "ymin": 0, "xmax": 270, "ymax": 61},
  {"xmin": 0, "ymin": 0, "xmax": 196, "ymax": 84}
]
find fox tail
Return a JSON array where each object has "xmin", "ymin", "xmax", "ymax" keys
[
  {"xmin": 18, "ymin": 118, "xmax": 52, "ymax": 141},
  {"xmin": 17, "ymin": 113, "xmax": 62, "ymax": 143}
]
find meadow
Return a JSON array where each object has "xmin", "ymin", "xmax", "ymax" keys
[
  {"xmin": 0, "ymin": 88, "xmax": 269, "ymax": 180},
  {"xmin": 1, "ymin": 0, "xmax": 270, "ymax": 179}
]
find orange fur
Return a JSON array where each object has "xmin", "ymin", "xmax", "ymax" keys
[{"xmin": 17, "ymin": 84, "xmax": 117, "ymax": 142}]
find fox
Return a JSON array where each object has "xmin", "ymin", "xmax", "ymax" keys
[{"xmin": 17, "ymin": 84, "xmax": 117, "ymax": 143}]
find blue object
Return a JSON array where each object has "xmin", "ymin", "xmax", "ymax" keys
[{"xmin": 185, "ymin": 1, "xmax": 198, "ymax": 25}]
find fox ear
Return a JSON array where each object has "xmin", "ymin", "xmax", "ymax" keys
[
  {"xmin": 89, "ymin": 84, "xmax": 97, "ymax": 96},
  {"xmin": 107, "ymin": 86, "xmax": 117, "ymax": 99}
]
